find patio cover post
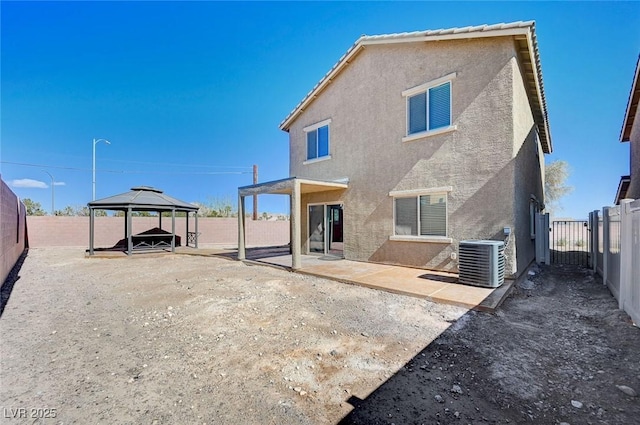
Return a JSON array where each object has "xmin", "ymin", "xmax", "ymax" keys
[
  {"xmin": 602, "ymin": 206, "xmax": 610, "ymax": 287},
  {"xmin": 291, "ymin": 180, "xmax": 301, "ymax": 270},
  {"xmin": 171, "ymin": 209, "xmax": 176, "ymax": 253},
  {"xmin": 238, "ymin": 194, "xmax": 246, "ymax": 260},
  {"xmin": 89, "ymin": 207, "xmax": 95, "ymax": 255},
  {"xmin": 127, "ymin": 207, "xmax": 133, "ymax": 256}
]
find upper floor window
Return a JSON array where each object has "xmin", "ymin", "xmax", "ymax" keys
[
  {"xmin": 402, "ymin": 73, "xmax": 456, "ymax": 142},
  {"xmin": 304, "ymin": 118, "xmax": 331, "ymax": 162}
]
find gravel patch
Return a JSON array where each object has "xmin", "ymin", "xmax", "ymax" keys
[{"xmin": 0, "ymin": 248, "xmax": 466, "ymax": 424}]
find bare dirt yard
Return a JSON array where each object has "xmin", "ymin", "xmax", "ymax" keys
[{"xmin": 1, "ymin": 248, "xmax": 638, "ymax": 425}]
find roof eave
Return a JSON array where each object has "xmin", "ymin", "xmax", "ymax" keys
[
  {"xmin": 279, "ymin": 38, "xmax": 366, "ymax": 131},
  {"xmin": 521, "ymin": 27, "xmax": 552, "ymax": 153},
  {"xmin": 615, "ymin": 176, "xmax": 631, "ymax": 205},
  {"xmin": 360, "ymin": 26, "xmax": 532, "ymax": 45},
  {"xmin": 620, "ymin": 55, "xmax": 640, "ymax": 142},
  {"xmin": 88, "ymin": 203, "xmax": 198, "ymax": 211}
]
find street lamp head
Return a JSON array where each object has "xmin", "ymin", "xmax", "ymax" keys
[
  {"xmin": 93, "ymin": 138, "xmax": 111, "ymax": 146},
  {"xmin": 41, "ymin": 169, "xmax": 54, "ymax": 181}
]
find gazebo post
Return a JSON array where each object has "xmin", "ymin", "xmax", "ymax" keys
[
  {"xmin": 171, "ymin": 209, "xmax": 176, "ymax": 253},
  {"xmin": 238, "ymin": 194, "xmax": 246, "ymax": 260},
  {"xmin": 123, "ymin": 209, "xmax": 127, "ymax": 247},
  {"xmin": 159, "ymin": 212, "xmax": 162, "ymax": 231},
  {"xmin": 195, "ymin": 211, "xmax": 199, "ymax": 249},
  {"xmin": 127, "ymin": 207, "xmax": 133, "ymax": 256},
  {"xmin": 186, "ymin": 211, "xmax": 189, "ymax": 247},
  {"xmin": 89, "ymin": 207, "xmax": 95, "ymax": 255}
]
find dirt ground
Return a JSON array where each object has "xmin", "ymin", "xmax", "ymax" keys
[{"xmin": 0, "ymin": 248, "xmax": 638, "ymax": 425}]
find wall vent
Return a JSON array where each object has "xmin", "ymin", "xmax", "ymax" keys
[{"xmin": 458, "ymin": 240, "xmax": 505, "ymax": 288}]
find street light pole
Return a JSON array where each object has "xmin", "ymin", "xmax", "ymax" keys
[
  {"xmin": 42, "ymin": 170, "xmax": 55, "ymax": 215},
  {"xmin": 92, "ymin": 138, "xmax": 111, "ymax": 201}
]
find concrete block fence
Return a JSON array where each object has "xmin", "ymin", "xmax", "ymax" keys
[
  {"xmin": 27, "ymin": 216, "xmax": 290, "ymax": 249},
  {"xmin": 1, "ymin": 177, "xmax": 27, "ymax": 283}
]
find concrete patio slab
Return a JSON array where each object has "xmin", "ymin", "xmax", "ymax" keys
[
  {"xmin": 301, "ymin": 261, "xmax": 392, "ymax": 281},
  {"xmin": 349, "ymin": 268, "xmax": 449, "ymax": 297},
  {"xmin": 246, "ymin": 253, "xmax": 513, "ymax": 311}
]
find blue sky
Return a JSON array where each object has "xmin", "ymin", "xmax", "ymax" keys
[{"xmin": 1, "ymin": 1, "xmax": 639, "ymax": 218}]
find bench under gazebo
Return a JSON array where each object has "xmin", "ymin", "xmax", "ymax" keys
[{"xmin": 87, "ymin": 186, "xmax": 199, "ymax": 256}]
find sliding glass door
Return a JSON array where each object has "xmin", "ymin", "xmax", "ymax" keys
[{"xmin": 308, "ymin": 204, "xmax": 343, "ymax": 257}]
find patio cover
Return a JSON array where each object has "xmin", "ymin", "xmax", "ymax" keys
[
  {"xmin": 87, "ymin": 186, "xmax": 200, "ymax": 255},
  {"xmin": 238, "ymin": 177, "xmax": 348, "ymax": 269}
]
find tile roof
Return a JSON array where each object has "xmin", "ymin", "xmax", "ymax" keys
[
  {"xmin": 279, "ymin": 21, "xmax": 552, "ymax": 153},
  {"xmin": 359, "ymin": 21, "xmax": 536, "ymax": 41}
]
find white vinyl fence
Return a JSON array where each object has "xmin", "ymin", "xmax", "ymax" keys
[{"xmin": 590, "ymin": 198, "xmax": 640, "ymax": 325}]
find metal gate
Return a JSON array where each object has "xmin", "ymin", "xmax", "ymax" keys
[{"xmin": 550, "ymin": 220, "xmax": 590, "ymax": 266}]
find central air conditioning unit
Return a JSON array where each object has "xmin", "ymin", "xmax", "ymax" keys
[{"xmin": 458, "ymin": 240, "xmax": 505, "ymax": 288}]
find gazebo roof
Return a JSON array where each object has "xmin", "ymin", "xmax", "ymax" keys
[{"xmin": 88, "ymin": 186, "xmax": 199, "ymax": 212}]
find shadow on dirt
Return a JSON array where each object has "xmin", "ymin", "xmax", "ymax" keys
[
  {"xmin": 1, "ymin": 249, "xmax": 28, "ymax": 319},
  {"xmin": 216, "ymin": 245, "xmax": 291, "ymax": 261},
  {"xmin": 339, "ymin": 264, "xmax": 640, "ymax": 425},
  {"xmin": 550, "ymin": 248, "xmax": 590, "ymax": 266}
]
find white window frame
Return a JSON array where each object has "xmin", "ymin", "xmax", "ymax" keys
[
  {"xmin": 402, "ymin": 73, "xmax": 457, "ymax": 143},
  {"xmin": 303, "ymin": 118, "xmax": 332, "ymax": 164},
  {"xmin": 389, "ymin": 186, "xmax": 453, "ymax": 243}
]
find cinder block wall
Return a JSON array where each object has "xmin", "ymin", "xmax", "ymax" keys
[
  {"xmin": 26, "ymin": 216, "xmax": 289, "ymax": 248},
  {"xmin": 1, "ymin": 177, "xmax": 27, "ymax": 282}
]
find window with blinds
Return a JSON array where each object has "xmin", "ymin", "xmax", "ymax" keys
[
  {"xmin": 428, "ymin": 83, "xmax": 451, "ymax": 130},
  {"xmin": 394, "ymin": 197, "xmax": 418, "ymax": 235},
  {"xmin": 406, "ymin": 80, "xmax": 452, "ymax": 136},
  {"xmin": 394, "ymin": 193, "xmax": 447, "ymax": 237}
]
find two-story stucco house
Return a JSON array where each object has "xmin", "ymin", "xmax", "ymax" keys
[
  {"xmin": 238, "ymin": 21, "xmax": 552, "ymax": 279},
  {"xmin": 616, "ymin": 55, "xmax": 640, "ymax": 204}
]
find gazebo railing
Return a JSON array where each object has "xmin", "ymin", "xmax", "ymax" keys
[
  {"xmin": 131, "ymin": 234, "xmax": 174, "ymax": 252},
  {"xmin": 187, "ymin": 232, "xmax": 200, "ymax": 248}
]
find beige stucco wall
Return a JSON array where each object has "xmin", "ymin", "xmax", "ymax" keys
[
  {"xmin": 627, "ymin": 103, "xmax": 640, "ymax": 200},
  {"xmin": 288, "ymin": 37, "xmax": 544, "ymax": 277},
  {"xmin": 511, "ymin": 56, "xmax": 545, "ymax": 274}
]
